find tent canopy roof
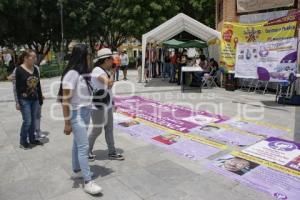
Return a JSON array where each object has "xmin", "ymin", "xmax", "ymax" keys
[
  {"xmin": 142, "ymin": 13, "xmax": 221, "ymax": 43},
  {"xmin": 181, "ymin": 40, "xmax": 207, "ymax": 48},
  {"xmin": 141, "ymin": 13, "xmax": 221, "ymax": 81},
  {"xmin": 162, "ymin": 39, "xmax": 185, "ymax": 48},
  {"xmin": 163, "ymin": 39, "xmax": 207, "ymax": 49}
]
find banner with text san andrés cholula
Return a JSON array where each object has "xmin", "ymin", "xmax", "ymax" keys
[{"xmin": 221, "ymin": 15, "xmax": 297, "ymax": 70}]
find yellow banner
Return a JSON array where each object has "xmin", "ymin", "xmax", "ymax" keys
[{"xmin": 220, "ymin": 20, "xmax": 297, "ymax": 70}]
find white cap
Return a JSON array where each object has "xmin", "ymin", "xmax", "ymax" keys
[{"xmin": 93, "ymin": 48, "xmax": 113, "ymax": 63}]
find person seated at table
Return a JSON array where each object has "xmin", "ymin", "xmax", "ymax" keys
[
  {"xmin": 199, "ymin": 55, "xmax": 209, "ymax": 72},
  {"xmin": 206, "ymin": 58, "xmax": 219, "ymax": 77},
  {"xmin": 191, "ymin": 55, "xmax": 207, "ymax": 85},
  {"xmin": 177, "ymin": 50, "xmax": 188, "ymax": 85},
  {"xmin": 193, "ymin": 56, "xmax": 200, "ymax": 67},
  {"xmin": 202, "ymin": 58, "xmax": 220, "ymax": 86}
]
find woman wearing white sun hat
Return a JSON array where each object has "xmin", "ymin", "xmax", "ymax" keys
[{"xmin": 88, "ymin": 48, "xmax": 124, "ymax": 161}]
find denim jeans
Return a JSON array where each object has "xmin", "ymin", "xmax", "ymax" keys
[
  {"xmin": 71, "ymin": 106, "xmax": 92, "ymax": 182},
  {"xmin": 35, "ymin": 104, "xmax": 42, "ymax": 134},
  {"xmin": 163, "ymin": 62, "xmax": 170, "ymax": 79},
  {"xmin": 115, "ymin": 68, "xmax": 119, "ymax": 81},
  {"xmin": 19, "ymin": 99, "xmax": 39, "ymax": 144}
]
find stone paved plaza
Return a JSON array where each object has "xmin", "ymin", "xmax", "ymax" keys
[{"xmin": 0, "ymin": 70, "xmax": 297, "ymax": 200}]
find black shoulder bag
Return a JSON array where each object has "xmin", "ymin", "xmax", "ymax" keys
[{"xmin": 87, "ymin": 67, "xmax": 111, "ymax": 109}]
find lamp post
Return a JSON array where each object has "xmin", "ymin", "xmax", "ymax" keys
[{"xmin": 60, "ymin": 0, "xmax": 64, "ymax": 68}]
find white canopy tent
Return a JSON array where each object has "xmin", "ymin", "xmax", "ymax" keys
[{"xmin": 141, "ymin": 13, "xmax": 221, "ymax": 81}]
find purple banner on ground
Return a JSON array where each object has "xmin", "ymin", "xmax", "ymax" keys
[
  {"xmin": 221, "ymin": 120, "xmax": 289, "ymax": 137},
  {"xmin": 171, "ymin": 139, "xmax": 221, "ymax": 160},
  {"xmin": 114, "ymin": 112, "xmax": 221, "ymax": 160},
  {"xmin": 243, "ymin": 137, "xmax": 300, "ymax": 172},
  {"xmin": 114, "ymin": 96, "xmax": 229, "ymax": 133},
  {"xmin": 209, "ymin": 154, "xmax": 300, "ymax": 200},
  {"xmin": 114, "ymin": 113, "xmax": 162, "ymax": 141},
  {"xmin": 189, "ymin": 125, "xmax": 262, "ymax": 147}
]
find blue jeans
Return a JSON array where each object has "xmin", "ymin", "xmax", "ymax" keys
[
  {"xmin": 115, "ymin": 68, "xmax": 119, "ymax": 81},
  {"xmin": 163, "ymin": 63, "xmax": 170, "ymax": 78},
  {"xmin": 71, "ymin": 106, "xmax": 92, "ymax": 182},
  {"xmin": 35, "ymin": 104, "xmax": 42, "ymax": 134},
  {"xmin": 19, "ymin": 99, "xmax": 39, "ymax": 144}
]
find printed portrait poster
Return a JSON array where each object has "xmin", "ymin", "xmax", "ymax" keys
[
  {"xmin": 114, "ymin": 114, "xmax": 165, "ymax": 140},
  {"xmin": 235, "ymin": 38, "xmax": 298, "ymax": 81},
  {"xmin": 118, "ymin": 121, "xmax": 140, "ymax": 128},
  {"xmin": 220, "ymin": 14, "xmax": 297, "ymax": 70},
  {"xmin": 209, "ymin": 154, "xmax": 300, "ymax": 200},
  {"xmin": 152, "ymin": 134, "xmax": 181, "ymax": 145},
  {"xmin": 221, "ymin": 119, "xmax": 289, "ymax": 137},
  {"xmin": 242, "ymin": 137, "xmax": 300, "ymax": 172},
  {"xmin": 114, "ymin": 112, "xmax": 133, "ymax": 123},
  {"xmin": 181, "ymin": 115, "xmax": 220, "ymax": 126},
  {"xmin": 189, "ymin": 124, "xmax": 261, "ymax": 147}
]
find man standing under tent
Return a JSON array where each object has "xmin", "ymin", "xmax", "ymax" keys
[
  {"xmin": 169, "ymin": 50, "xmax": 177, "ymax": 83},
  {"xmin": 151, "ymin": 43, "xmax": 157, "ymax": 78},
  {"xmin": 177, "ymin": 49, "xmax": 188, "ymax": 85}
]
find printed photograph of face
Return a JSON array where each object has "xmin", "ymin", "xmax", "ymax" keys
[
  {"xmin": 287, "ymin": 155, "xmax": 300, "ymax": 171},
  {"xmin": 230, "ymin": 120, "xmax": 249, "ymax": 127},
  {"xmin": 199, "ymin": 125, "xmax": 220, "ymax": 132},
  {"xmin": 152, "ymin": 134, "xmax": 181, "ymax": 145},
  {"xmin": 215, "ymin": 155, "xmax": 259, "ymax": 176},
  {"xmin": 182, "ymin": 115, "xmax": 218, "ymax": 126},
  {"xmin": 118, "ymin": 120, "xmax": 140, "ymax": 127}
]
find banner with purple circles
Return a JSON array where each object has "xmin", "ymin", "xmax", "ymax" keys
[
  {"xmin": 242, "ymin": 137, "xmax": 300, "ymax": 172},
  {"xmin": 235, "ymin": 38, "xmax": 298, "ymax": 82},
  {"xmin": 209, "ymin": 154, "xmax": 300, "ymax": 200}
]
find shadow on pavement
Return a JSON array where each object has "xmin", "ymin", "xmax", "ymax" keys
[{"xmin": 93, "ymin": 148, "xmax": 124, "ymax": 161}]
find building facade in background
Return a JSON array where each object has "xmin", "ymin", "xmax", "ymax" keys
[
  {"xmin": 119, "ymin": 37, "xmax": 141, "ymax": 58},
  {"xmin": 216, "ymin": 0, "xmax": 299, "ymax": 31}
]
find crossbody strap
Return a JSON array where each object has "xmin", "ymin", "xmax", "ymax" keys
[
  {"xmin": 98, "ymin": 66, "xmax": 111, "ymax": 79},
  {"xmin": 87, "ymin": 66, "xmax": 111, "ymax": 93}
]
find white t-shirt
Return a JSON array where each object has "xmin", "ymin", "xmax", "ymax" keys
[
  {"xmin": 91, "ymin": 66, "xmax": 113, "ymax": 109},
  {"xmin": 62, "ymin": 70, "xmax": 92, "ymax": 110},
  {"xmin": 3, "ymin": 53, "xmax": 12, "ymax": 65},
  {"xmin": 120, "ymin": 54, "xmax": 129, "ymax": 66}
]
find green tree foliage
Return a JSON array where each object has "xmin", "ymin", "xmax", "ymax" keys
[{"xmin": 0, "ymin": 0, "xmax": 215, "ymax": 50}]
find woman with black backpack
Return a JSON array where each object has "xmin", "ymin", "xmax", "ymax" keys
[{"xmin": 88, "ymin": 48, "xmax": 124, "ymax": 161}]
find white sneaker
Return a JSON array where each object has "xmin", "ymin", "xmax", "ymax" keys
[{"xmin": 84, "ymin": 181, "xmax": 102, "ymax": 195}]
